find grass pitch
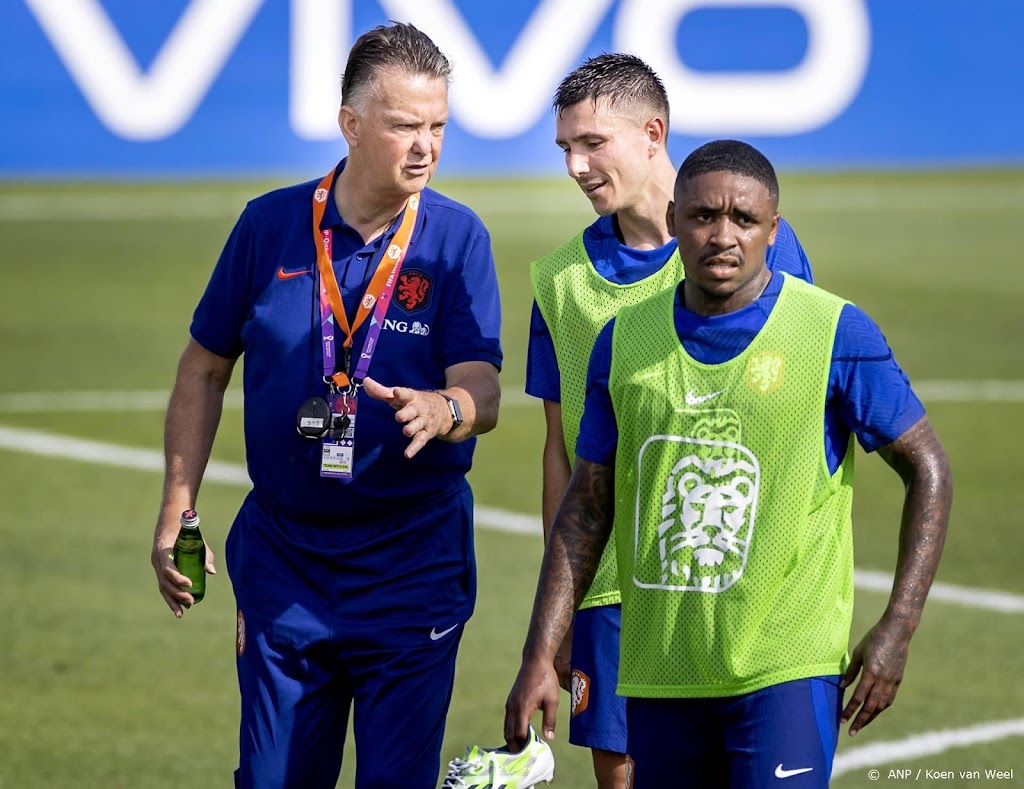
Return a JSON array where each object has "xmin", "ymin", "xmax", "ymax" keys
[{"xmin": 1, "ymin": 170, "xmax": 1022, "ymax": 787}]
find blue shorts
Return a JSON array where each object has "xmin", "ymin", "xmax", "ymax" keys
[
  {"xmin": 225, "ymin": 485, "xmax": 476, "ymax": 789},
  {"xmin": 569, "ymin": 603, "xmax": 627, "ymax": 754},
  {"xmin": 626, "ymin": 676, "xmax": 842, "ymax": 788}
]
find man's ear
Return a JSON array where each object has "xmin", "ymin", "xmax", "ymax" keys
[
  {"xmin": 645, "ymin": 116, "xmax": 667, "ymax": 155},
  {"xmin": 338, "ymin": 105, "xmax": 360, "ymax": 147},
  {"xmin": 666, "ymin": 200, "xmax": 676, "ymax": 237},
  {"xmin": 768, "ymin": 212, "xmax": 780, "ymax": 246}
]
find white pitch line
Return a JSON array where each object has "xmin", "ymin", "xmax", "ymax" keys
[
  {"xmin": 2, "ymin": 182, "xmax": 1024, "ymax": 221},
  {"xmin": 0, "ymin": 423, "xmax": 1017, "ymax": 778},
  {"xmin": 855, "ymin": 569, "xmax": 1024, "ymax": 614},
  {"xmin": 1, "ymin": 380, "xmax": 1022, "ymax": 415},
  {"xmin": 914, "ymin": 380, "xmax": 1024, "ymax": 402},
  {"xmin": 2, "ymin": 423, "xmax": 1024, "ymax": 615},
  {"xmin": 0, "ymin": 390, "xmax": 244, "ymax": 413},
  {"xmin": 832, "ymin": 717, "xmax": 1024, "ymax": 777}
]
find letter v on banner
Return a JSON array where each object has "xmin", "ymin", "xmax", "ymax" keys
[
  {"xmin": 380, "ymin": 0, "xmax": 618, "ymax": 139},
  {"xmin": 24, "ymin": 0, "xmax": 264, "ymax": 141}
]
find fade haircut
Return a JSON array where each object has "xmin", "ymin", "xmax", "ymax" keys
[
  {"xmin": 341, "ymin": 22, "xmax": 450, "ymax": 109},
  {"xmin": 676, "ymin": 140, "xmax": 780, "ymax": 206},
  {"xmin": 553, "ymin": 53, "xmax": 670, "ymax": 129}
]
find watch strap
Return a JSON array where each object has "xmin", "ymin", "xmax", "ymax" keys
[{"xmin": 435, "ymin": 391, "xmax": 464, "ymax": 435}]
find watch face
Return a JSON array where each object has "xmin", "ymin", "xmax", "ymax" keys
[
  {"xmin": 441, "ymin": 393, "xmax": 463, "ymax": 430},
  {"xmin": 449, "ymin": 396, "xmax": 463, "ymax": 424}
]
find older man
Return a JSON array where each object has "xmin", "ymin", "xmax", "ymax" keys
[{"xmin": 151, "ymin": 22, "xmax": 501, "ymax": 789}]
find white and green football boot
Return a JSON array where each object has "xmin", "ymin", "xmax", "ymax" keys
[{"xmin": 442, "ymin": 725, "xmax": 555, "ymax": 788}]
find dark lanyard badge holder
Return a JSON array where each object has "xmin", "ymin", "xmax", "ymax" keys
[{"xmin": 296, "ymin": 396, "xmax": 334, "ymax": 439}]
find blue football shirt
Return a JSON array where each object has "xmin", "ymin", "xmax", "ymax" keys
[
  {"xmin": 526, "ymin": 214, "xmax": 813, "ymax": 402},
  {"xmin": 191, "ymin": 161, "xmax": 503, "ymax": 520},
  {"xmin": 576, "ymin": 272, "xmax": 925, "ymax": 471}
]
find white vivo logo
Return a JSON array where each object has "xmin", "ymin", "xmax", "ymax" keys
[
  {"xmin": 24, "ymin": 0, "xmax": 264, "ymax": 141},
  {"xmin": 616, "ymin": 0, "xmax": 872, "ymax": 134},
  {"xmin": 24, "ymin": 0, "xmax": 870, "ymax": 141}
]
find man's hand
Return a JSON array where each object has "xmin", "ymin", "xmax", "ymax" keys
[
  {"xmin": 150, "ymin": 516, "xmax": 216, "ymax": 618},
  {"xmin": 361, "ymin": 376, "xmax": 452, "ymax": 458},
  {"xmin": 154, "ymin": 338, "xmax": 231, "ymax": 618},
  {"xmin": 840, "ymin": 615, "xmax": 914, "ymax": 736},
  {"xmin": 505, "ymin": 459, "xmax": 614, "ymax": 750},
  {"xmin": 504, "ymin": 657, "xmax": 561, "ymax": 750}
]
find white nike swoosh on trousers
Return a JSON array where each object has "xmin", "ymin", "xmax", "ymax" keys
[
  {"xmin": 775, "ymin": 765, "xmax": 814, "ymax": 778},
  {"xmin": 429, "ymin": 624, "xmax": 460, "ymax": 641}
]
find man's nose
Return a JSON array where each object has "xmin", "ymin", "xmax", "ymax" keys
[
  {"xmin": 708, "ymin": 216, "xmax": 736, "ymax": 247},
  {"xmin": 411, "ymin": 129, "xmax": 432, "ymax": 155},
  {"xmin": 566, "ymin": 152, "xmax": 589, "ymax": 179}
]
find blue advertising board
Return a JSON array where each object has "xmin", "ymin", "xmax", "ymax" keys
[{"xmin": 1, "ymin": 0, "xmax": 1022, "ymax": 176}]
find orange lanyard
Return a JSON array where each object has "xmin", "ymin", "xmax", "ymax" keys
[{"xmin": 312, "ymin": 168, "xmax": 420, "ymax": 389}]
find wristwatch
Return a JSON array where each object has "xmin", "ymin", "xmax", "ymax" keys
[{"xmin": 436, "ymin": 392, "xmax": 464, "ymax": 435}]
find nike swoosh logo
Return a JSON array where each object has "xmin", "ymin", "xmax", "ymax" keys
[
  {"xmin": 277, "ymin": 266, "xmax": 311, "ymax": 280},
  {"xmin": 685, "ymin": 389, "xmax": 725, "ymax": 406},
  {"xmin": 775, "ymin": 765, "xmax": 814, "ymax": 779},
  {"xmin": 429, "ymin": 624, "xmax": 460, "ymax": 641}
]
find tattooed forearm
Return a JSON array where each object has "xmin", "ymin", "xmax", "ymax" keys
[
  {"xmin": 522, "ymin": 458, "xmax": 615, "ymax": 661},
  {"xmin": 552, "ymin": 458, "xmax": 615, "ymax": 607},
  {"xmin": 877, "ymin": 416, "xmax": 953, "ymax": 628}
]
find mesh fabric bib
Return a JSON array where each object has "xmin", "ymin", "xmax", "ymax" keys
[
  {"xmin": 531, "ymin": 233, "xmax": 682, "ymax": 608},
  {"xmin": 609, "ymin": 275, "xmax": 855, "ymax": 697}
]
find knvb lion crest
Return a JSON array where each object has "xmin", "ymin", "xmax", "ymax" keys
[
  {"xmin": 395, "ymin": 270, "xmax": 432, "ymax": 313},
  {"xmin": 570, "ymin": 669, "xmax": 590, "ymax": 717},
  {"xmin": 634, "ymin": 413, "xmax": 760, "ymax": 593},
  {"xmin": 746, "ymin": 351, "xmax": 785, "ymax": 395},
  {"xmin": 236, "ymin": 609, "xmax": 246, "ymax": 656}
]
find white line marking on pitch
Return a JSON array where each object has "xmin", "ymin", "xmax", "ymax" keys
[
  {"xmin": 2, "ymin": 182, "xmax": 1024, "ymax": 221},
  {"xmin": 854, "ymin": 569, "xmax": 1024, "ymax": 614},
  {"xmin": 832, "ymin": 717, "xmax": 1024, "ymax": 777},
  {"xmin": 2, "ymin": 424, "xmax": 1023, "ymax": 766},
  {"xmin": 1, "ymin": 423, "xmax": 1023, "ymax": 613},
  {"xmin": 2, "ymin": 380, "xmax": 1023, "ymax": 414},
  {"xmin": 1, "ymin": 422, "xmax": 1019, "ymax": 774}
]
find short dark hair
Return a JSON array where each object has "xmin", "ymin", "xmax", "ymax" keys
[
  {"xmin": 676, "ymin": 140, "xmax": 779, "ymax": 205},
  {"xmin": 553, "ymin": 53, "xmax": 670, "ymax": 129},
  {"xmin": 341, "ymin": 22, "xmax": 450, "ymax": 108}
]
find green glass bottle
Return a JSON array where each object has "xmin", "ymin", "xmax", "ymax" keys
[{"xmin": 172, "ymin": 509, "xmax": 206, "ymax": 604}]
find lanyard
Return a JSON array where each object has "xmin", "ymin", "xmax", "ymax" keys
[{"xmin": 312, "ymin": 168, "xmax": 420, "ymax": 391}]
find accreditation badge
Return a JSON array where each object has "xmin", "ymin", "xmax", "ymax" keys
[{"xmin": 320, "ymin": 394, "xmax": 357, "ymax": 479}]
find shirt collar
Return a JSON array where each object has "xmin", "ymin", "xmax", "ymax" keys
[{"xmin": 318, "ymin": 157, "xmax": 347, "ymax": 232}]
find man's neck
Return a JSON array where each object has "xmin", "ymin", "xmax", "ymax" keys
[
  {"xmin": 612, "ymin": 157, "xmax": 678, "ymax": 250},
  {"xmin": 334, "ymin": 163, "xmax": 410, "ymax": 244},
  {"xmin": 683, "ymin": 268, "xmax": 773, "ymax": 317}
]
